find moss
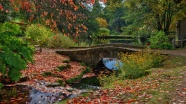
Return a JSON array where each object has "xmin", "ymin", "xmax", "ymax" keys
[
  {"xmin": 56, "ymin": 79, "xmax": 66, "ymax": 86},
  {"xmin": 66, "ymin": 74, "xmax": 83, "ymax": 84},
  {"xmin": 58, "ymin": 64, "xmax": 71, "ymax": 71},
  {"xmin": 42, "ymin": 71, "xmax": 53, "ymax": 77}
]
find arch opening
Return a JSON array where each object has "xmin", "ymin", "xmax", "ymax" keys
[{"xmin": 96, "ymin": 58, "xmax": 122, "ymax": 70}]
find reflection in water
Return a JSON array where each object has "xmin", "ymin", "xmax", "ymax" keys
[
  {"xmin": 29, "ymin": 88, "xmax": 66, "ymax": 104},
  {"xmin": 102, "ymin": 58, "xmax": 122, "ymax": 70}
]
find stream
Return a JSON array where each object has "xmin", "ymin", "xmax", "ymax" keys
[{"xmin": 0, "ymin": 58, "xmax": 121, "ymax": 103}]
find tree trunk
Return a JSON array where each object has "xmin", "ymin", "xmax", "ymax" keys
[{"xmin": 177, "ymin": 17, "xmax": 186, "ymax": 47}]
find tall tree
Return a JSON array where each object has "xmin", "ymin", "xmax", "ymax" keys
[
  {"xmin": 103, "ymin": 0, "xmax": 126, "ymax": 34},
  {"xmin": 7, "ymin": 0, "xmax": 89, "ymax": 38},
  {"xmin": 123, "ymin": 0, "xmax": 186, "ymax": 37}
]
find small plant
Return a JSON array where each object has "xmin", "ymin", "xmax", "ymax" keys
[
  {"xmin": 82, "ymin": 67, "xmax": 91, "ymax": 74},
  {"xmin": 46, "ymin": 34, "xmax": 77, "ymax": 48},
  {"xmin": 119, "ymin": 51, "xmax": 165, "ymax": 79},
  {"xmin": 42, "ymin": 72, "xmax": 53, "ymax": 77},
  {"xmin": 57, "ymin": 79, "xmax": 66, "ymax": 86},
  {"xmin": 149, "ymin": 31, "xmax": 174, "ymax": 50},
  {"xmin": 63, "ymin": 59, "xmax": 71, "ymax": 63},
  {"xmin": 58, "ymin": 64, "xmax": 71, "ymax": 71},
  {"xmin": 25, "ymin": 24, "xmax": 52, "ymax": 45},
  {"xmin": 97, "ymin": 28, "xmax": 110, "ymax": 37},
  {"xmin": 0, "ymin": 22, "xmax": 22, "ymax": 36},
  {"xmin": 66, "ymin": 74, "xmax": 83, "ymax": 84},
  {"xmin": 98, "ymin": 72, "xmax": 119, "ymax": 87}
]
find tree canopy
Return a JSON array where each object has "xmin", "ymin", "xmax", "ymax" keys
[{"xmin": 123, "ymin": 0, "xmax": 186, "ymax": 37}]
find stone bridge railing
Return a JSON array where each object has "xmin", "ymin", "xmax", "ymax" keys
[{"xmin": 56, "ymin": 44, "xmax": 144, "ymax": 67}]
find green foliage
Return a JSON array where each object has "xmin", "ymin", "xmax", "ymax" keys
[
  {"xmin": 57, "ymin": 79, "xmax": 66, "ymax": 86},
  {"xmin": 122, "ymin": 0, "xmax": 186, "ymax": 40},
  {"xmin": 0, "ymin": 83, "xmax": 3, "ymax": 89},
  {"xmin": 0, "ymin": 22, "xmax": 34, "ymax": 81},
  {"xmin": 42, "ymin": 72, "xmax": 53, "ymax": 77},
  {"xmin": 149, "ymin": 31, "xmax": 174, "ymax": 50},
  {"xmin": 58, "ymin": 64, "xmax": 71, "ymax": 71},
  {"xmin": 63, "ymin": 59, "xmax": 71, "ymax": 63},
  {"xmin": 159, "ymin": 43, "xmax": 174, "ymax": 50},
  {"xmin": 96, "ymin": 17, "xmax": 108, "ymax": 28},
  {"xmin": 80, "ymin": 76, "xmax": 100, "ymax": 86},
  {"xmin": 94, "ymin": 28, "xmax": 110, "ymax": 38},
  {"xmin": 47, "ymin": 34, "xmax": 77, "ymax": 48},
  {"xmin": 98, "ymin": 72, "xmax": 119, "ymax": 87},
  {"xmin": 0, "ymin": 22, "xmax": 22, "ymax": 36},
  {"xmin": 25, "ymin": 24, "xmax": 52, "ymax": 45},
  {"xmin": 66, "ymin": 74, "xmax": 83, "ymax": 84},
  {"xmin": 82, "ymin": 66, "xmax": 91, "ymax": 74},
  {"xmin": 65, "ymin": 67, "xmax": 91, "ymax": 84},
  {"xmin": 119, "ymin": 51, "xmax": 165, "ymax": 79}
]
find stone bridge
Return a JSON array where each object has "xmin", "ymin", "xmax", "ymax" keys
[{"xmin": 56, "ymin": 44, "xmax": 144, "ymax": 67}]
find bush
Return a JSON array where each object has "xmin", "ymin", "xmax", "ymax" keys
[
  {"xmin": 119, "ymin": 51, "xmax": 165, "ymax": 79},
  {"xmin": 0, "ymin": 23, "xmax": 34, "ymax": 82},
  {"xmin": 25, "ymin": 24, "xmax": 52, "ymax": 45},
  {"xmin": 149, "ymin": 31, "xmax": 174, "ymax": 50},
  {"xmin": 0, "ymin": 22, "xmax": 22, "ymax": 36},
  {"xmin": 96, "ymin": 28, "xmax": 110, "ymax": 37},
  {"xmin": 47, "ymin": 34, "xmax": 77, "ymax": 48},
  {"xmin": 158, "ymin": 42, "xmax": 174, "ymax": 50}
]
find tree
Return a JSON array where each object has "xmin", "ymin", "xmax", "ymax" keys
[
  {"xmin": 123, "ymin": 0, "xmax": 186, "ymax": 38},
  {"xmin": 7, "ymin": 0, "xmax": 89, "ymax": 39},
  {"xmin": 103, "ymin": 0, "xmax": 126, "ymax": 34},
  {"xmin": 96, "ymin": 17, "xmax": 108, "ymax": 28}
]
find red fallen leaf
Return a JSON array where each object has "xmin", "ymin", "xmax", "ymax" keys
[
  {"xmin": 126, "ymin": 86, "xmax": 132, "ymax": 90},
  {"xmin": 128, "ymin": 89, "xmax": 135, "ymax": 93},
  {"xmin": 182, "ymin": 88, "xmax": 186, "ymax": 90},
  {"xmin": 100, "ymin": 95, "xmax": 108, "ymax": 101},
  {"xmin": 127, "ymin": 99, "xmax": 137, "ymax": 103}
]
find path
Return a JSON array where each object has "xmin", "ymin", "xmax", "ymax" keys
[
  {"xmin": 154, "ymin": 48, "xmax": 186, "ymax": 57},
  {"xmin": 170, "ymin": 68, "xmax": 186, "ymax": 104},
  {"xmin": 153, "ymin": 48, "xmax": 186, "ymax": 103}
]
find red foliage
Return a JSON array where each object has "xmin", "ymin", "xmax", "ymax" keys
[{"xmin": 0, "ymin": 5, "xmax": 4, "ymax": 11}]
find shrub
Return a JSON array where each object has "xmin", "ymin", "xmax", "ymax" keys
[
  {"xmin": 158, "ymin": 42, "xmax": 174, "ymax": 50},
  {"xmin": 119, "ymin": 51, "xmax": 165, "ymax": 79},
  {"xmin": 47, "ymin": 34, "xmax": 77, "ymax": 48},
  {"xmin": 97, "ymin": 28, "xmax": 110, "ymax": 37},
  {"xmin": 0, "ymin": 23, "xmax": 34, "ymax": 82},
  {"xmin": 25, "ymin": 24, "xmax": 52, "ymax": 45},
  {"xmin": 0, "ymin": 22, "xmax": 22, "ymax": 36},
  {"xmin": 149, "ymin": 31, "xmax": 174, "ymax": 50},
  {"xmin": 96, "ymin": 17, "xmax": 108, "ymax": 28}
]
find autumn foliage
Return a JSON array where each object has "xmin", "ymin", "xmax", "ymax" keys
[{"xmin": 0, "ymin": 0, "xmax": 89, "ymax": 38}]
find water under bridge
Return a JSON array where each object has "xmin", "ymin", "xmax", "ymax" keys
[{"xmin": 56, "ymin": 44, "xmax": 144, "ymax": 67}]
